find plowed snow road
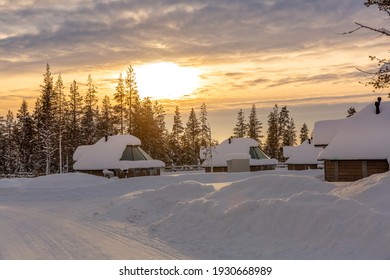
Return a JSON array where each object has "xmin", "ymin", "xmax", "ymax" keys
[{"xmin": 0, "ymin": 176, "xmax": 186, "ymax": 260}]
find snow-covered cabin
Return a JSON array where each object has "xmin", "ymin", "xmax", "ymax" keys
[
  {"xmin": 201, "ymin": 138, "xmax": 277, "ymax": 172},
  {"xmin": 283, "ymin": 140, "xmax": 323, "ymax": 170},
  {"xmin": 73, "ymin": 135, "xmax": 165, "ymax": 178},
  {"xmin": 314, "ymin": 100, "xmax": 390, "ymax": 182}
]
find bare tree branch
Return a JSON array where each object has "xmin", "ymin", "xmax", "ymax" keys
[{"xmin": 354, "ymin": 22, "xmax": 390, "ymax": 36}]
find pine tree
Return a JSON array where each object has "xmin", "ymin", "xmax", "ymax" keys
[
  {"xmin": 172, "ymin": 106, "xmax": 184, "ymax": 142},
  {"xmin": 169, "ymin": 106, "xmax": 184, "ymax": 165},
  {"xmin": 125, "ymin": 65, "xmax": 140, "ymax": 134},
  {"xmin": 233, "ymin": 109, "xmax": 247, "ymax": 138},
  {"xmin": 247, "ymin": 104, "xmax": 263, "ymax": 144},
  {"xmin": 264, "ymin": 105, "xmax": 279, "ymax": 160},
  {"xmin": 64, "ymin": 80, "xmax": 83, "ymax": 172},
  {"xmin": 287, "ymin": 117, "xmax": 297, "ymax": 146},
  {"xmin": 114, "ymin": 73, "xmax": 126, "ymax": 134},
  {"xmin": 81, "ymin": 74, "xmax": 98, "ymax": 144},
  {"xmin": 33, "ymin": 64, "xmax": 57, "ymax": 175},
  {"xmin": 299, "ymin": 123, "xmax": 309, "ymax": 144},
  {"xmin": 0, "ymin": 116, "xmax": 5, "ymax": 174},
  {"xmin": 15, "ymin": 100, "xmax": 35, "ymax": 173},
  {"xmin": 184, "ymin": 108, "xmax": 201, "ymax": 165},
  {"xmin": 97, "ymin": 95, "xmax": 117, "ymax": 138},
  {"xmin": 3, "ymin": 111, "xmax": 17, "ymax": 174},
  {"xmin": 54, "ymin": 74, "xmax": 66, "ymax": 173},
  {"xmin": 199, "ymin": 103, "xmax": 210, "ymax": 148}
]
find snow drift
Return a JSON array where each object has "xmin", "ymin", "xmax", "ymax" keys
[{"xmin": 105, "ymin": 173, "xmax": 390, "ymax": 259}]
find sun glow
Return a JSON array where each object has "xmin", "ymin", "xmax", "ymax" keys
[{"xmin": 135, "ymin": 62, "xmax": 201, "ymax": 100}]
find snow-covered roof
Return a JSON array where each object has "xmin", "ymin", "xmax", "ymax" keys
[
  {"xmin": 73, "ymin": 135, "xmax": 165, "ymax": 170},
  {"xmin": 285, "ymin": 140, "xmax": 323, "ymax": 165},
  {"xmin": 313, "ymin": 119, "xmax": 342, "ymax": 147},
  {"xmin": 318, "ymin": 101, "xmax": 390, "ymax": 162},
  {"xmin": 202, "ymin": 137, "xmax": 277, "ymax": 167},
  {"xmin": 282, "ymin": 146, "xmax": 295, "ymax": 159}
]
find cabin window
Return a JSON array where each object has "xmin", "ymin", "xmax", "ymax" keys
[
  {"xmin": 249, "ymin": 147, "xmax": 269, "ymax": 160},
  {"xmin": 120, "ymin": 145, "xmax": 153, "ymax": 161}
]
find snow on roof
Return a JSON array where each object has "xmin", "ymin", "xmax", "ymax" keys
[
  {"xmin": 313, "ymin": 119, "xmax": 342, "ymax": 147},
  {"xmin": 318, "ymin": 101, "xmax": 390, "ymax": 161},
  {"xmin": 73, "ymin": 135, "xmax": 165, "ymax": 170},
  {"xmin": 202, "ymin": 137, "xmax": 277, "ymax": 167},
  {"xmin": 282, "ymin": 146, "xmax": 296, "ymax": 159},
  {"xmin": 285, "ymin": 140, "xmax": 323, "ymax": 165}
]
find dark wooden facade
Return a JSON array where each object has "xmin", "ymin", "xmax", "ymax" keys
[
  {"xmin": 324, "ymin": 160, "xmax": 389, "ymax": 182},
  {"xmin": 80, "ymin": 167, "xmax": 161, "ymax": 178},
  {"xmin": 287, "ymin": 164, "xmax": 318, "ymax": 171},
  {"xmin": 205, "ymin": 165, "xmax": 276, "ymax": 173}
]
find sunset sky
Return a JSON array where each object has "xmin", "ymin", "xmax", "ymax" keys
[{"xmin": 1, "ymin": 0, "xmax": 389, "ymax": 141}]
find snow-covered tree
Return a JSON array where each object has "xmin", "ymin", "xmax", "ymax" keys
[
  {"xmin": 64, "ymin": 80, "xmax": 83, "ymax": 171},
  {"xmin": 15, "ymin": 100, "xmax": 35, "ymax": 173},
  {"xmin": 199, "ymin": 102, "xmax": 210, "ymax": 148},
  {"xmin": 33, "ymin": 64, "xmax": 58, "ymax": 175}
]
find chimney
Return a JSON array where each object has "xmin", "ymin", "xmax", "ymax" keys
[{"xmin": 375, "ymin": 97, "xmax": 382, "ymax": 114}]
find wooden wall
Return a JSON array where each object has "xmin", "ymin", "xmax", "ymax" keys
[
  {"xmin": 324, "ymin": 160, "xmax": 389, "ymax": 182},
  {"xmin": 287, "ymin": 164, "xmax": 318, "ymax": 171}
]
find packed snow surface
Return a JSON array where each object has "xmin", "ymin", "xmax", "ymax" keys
[{"xmin": 1, "ymin": 170, "xmax": 390, "ymax": 259}]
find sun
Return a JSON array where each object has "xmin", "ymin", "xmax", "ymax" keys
[{"xmin": 134, "ymin": 62, "xmax": 201, "ymax": 100}]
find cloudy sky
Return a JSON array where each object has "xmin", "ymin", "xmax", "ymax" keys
[{"xmin": 0, "ymin": 0, "xmax": 389, "ymax": 140}]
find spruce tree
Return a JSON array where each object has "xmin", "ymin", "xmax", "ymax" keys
[
  {"xmin": 3, "ymin": 111, "xmax": 17, "ymax": 174},
  {"xmin": 34, "ymin": 64, "xmax": 57, "ymax": 175},
  {"xmin": 169, "ymin": 106, "xmax": 184, "ymax": 165},
  {"xmin": 172, "ymin": 106, "xmax": 184, "ymax": 142},
  {"xmin": 64, "ymin": 80, "xmax": 83, "ymax": 171},
  {"xmin": 15, "ymin": 100, "xmax": 35, "ymax": 173},
  {"xmin": 54, "ymin": 74, "xmax": 66, "ymax": 173},
  {"xmin": 247, "ymin": 104, "xmax": 263, "ymax": 145},
  {"xmin": 114, "ymin": 73, "xmax": 126, "ymax": 134},
  {"xmin": 299, "ymin": 123, "xmax": 309, "ymax": 144},
  {"xmin": 233, "ymin": 109, "xmax": 246, "ymax": 138},
  {"xmin": 199, "ymin": 103, "xmax": 210, "ymax": 148},
  {"xmin": 97, "ymin": 95, "xmax": 117, "ymax": 138},
  {"xmin": 81, "ymin": 74, "xmax": 98, "ymax": 144},
  {"xmin": 184, "ymin": 108, "xmax": 201, "ymax": 165},
  {"xmin": 264, "ymin": 105, "xmax": 279, "ymax": 160},
  {"xmin": 125, "ymin": 65, "xmax": 140, "ymax": 134}
]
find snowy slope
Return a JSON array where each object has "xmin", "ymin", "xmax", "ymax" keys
[{"xmin": 1, "ymin": 170, "xmax": 390, "ymax": 259}]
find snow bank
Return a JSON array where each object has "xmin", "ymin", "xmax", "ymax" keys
[
  {"xmin": 332, "ymin": 171, "xmax": 390, "ymax": 214},
  {"xmin": 106, "ymin": 181, "xmax": 215, "ymax": 225},
  {"xmin": 101, "ymin": 173, "xmax": 390, "ymax": 259}
]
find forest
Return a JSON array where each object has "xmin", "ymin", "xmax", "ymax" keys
[{"xmin": 0, "ymin": 64, "xmax": 309, "ymax": 176}]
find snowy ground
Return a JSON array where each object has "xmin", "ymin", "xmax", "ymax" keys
[{"xmin": 1, "ymin": 169, "xmax": 390, "ymax": 260}]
